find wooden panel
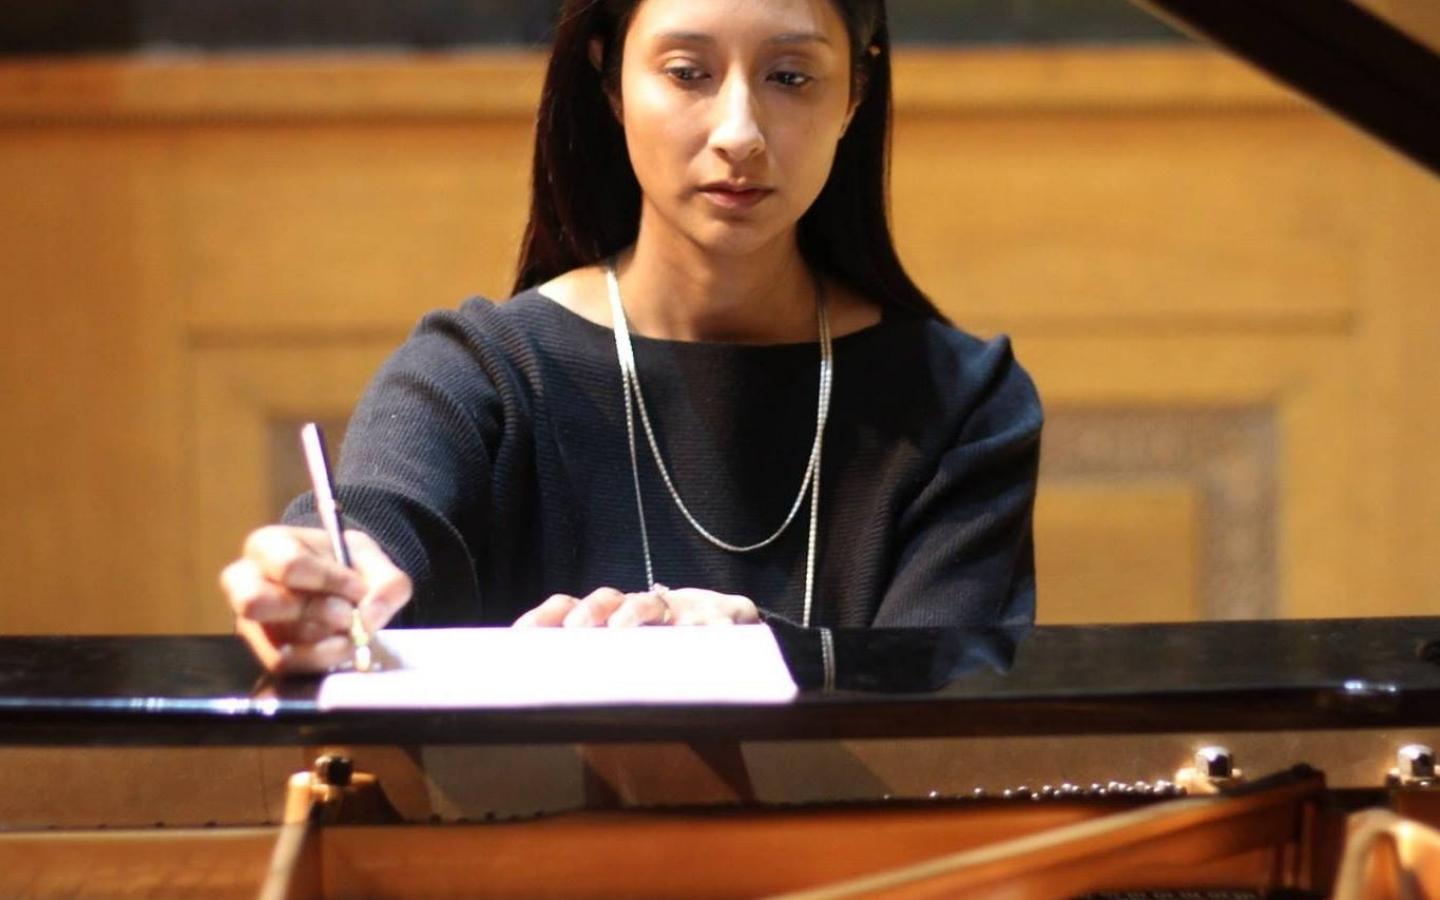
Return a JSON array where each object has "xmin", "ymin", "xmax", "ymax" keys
[
  {"xmin": 0, "ymin": 48, "xmax": 1291, "ymax": 122},
  {"xmin": 0, "ymin": 126, "xmax": 188, "ymax": 633},
  {"xmin": 0, "ymin": 746, "xmax": 307, "ymax": 828},
  {"xmin": 0, "ymin": 52, "xmax": 546, "ymax": 121},
  {"xmin": 772, "ymin": 779, "xmax": 1320, "ymax": 898},
  {"xmin": 1021, "ymin": 333, "xmax": 1357, "ymax": 620},
  {"xmin": 191, "ymin": 342, "xmax": 397, "ymax": 633},
  {"xmin": 319, "ymin": 805, "xmax": 1119, "ymax": 898},
  {"xmin": 893, "ymin": 111, "xmax": 1373, "ymax": 329},
  {"xmin": 892, "ymin": 48, "xmax": 1302, "ymax": 113},
  {"xmin": 1036, "ymin": 482, "xmax": 1201, "ymax": 624},
  {"xmin": 1345, "ymin": 0, "xmax": 1440, "ymax": 615},
  {"xmin": 1039, "ymin": 407, "xmax": 1277, "ymax": 621},
  {"xmin": 174, "ymin": 122, "xmax": 533, "ymax": 333},
  {"xmin": 0, "ymin": 829, "xmax": 279, "ymax": 898},
  {"xmin": 1349, "ymin": 138, "xmax": 1440, "ymax": 618}
]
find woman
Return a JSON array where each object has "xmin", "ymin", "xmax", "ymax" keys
[{"xmin": 221, "ymin": 0, "xmax": 1042, "ymax": 673}]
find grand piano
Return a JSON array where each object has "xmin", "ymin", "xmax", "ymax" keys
[
  {"xmin": 3, "ymin": 618, "xmax": 1439, "ymax": 896},
  {"xmin": 2, "ymin": 2, "xmax": 1438, "ymax": 897}
]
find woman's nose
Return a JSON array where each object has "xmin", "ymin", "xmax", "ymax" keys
[{"xmin": 709, "ymin": 75, "xmax": 766, "ymax": 163}]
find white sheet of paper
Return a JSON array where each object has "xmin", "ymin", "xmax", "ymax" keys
[{"xmin": 317, "ymin": 624, "xmax": 798, "ymax": 710}]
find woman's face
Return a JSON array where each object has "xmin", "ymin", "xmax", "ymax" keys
[{"xmin": 617, "ymin": 0, "xmax": 856, "ymax": 257}]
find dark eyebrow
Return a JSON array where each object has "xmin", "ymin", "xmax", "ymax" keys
[
  {"xmin": 653, "ymin": 31, "xmax": 832, "ymax": 47},
  {"xmin": 655, "ymin": 31, "xmax": 714, "ymax": 45},
  {"xmin": 764, "ymin": 32, "xmax": 831, "ymax": 47}
]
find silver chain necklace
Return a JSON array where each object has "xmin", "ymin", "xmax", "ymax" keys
[{"xmin": 605, "ymin": 262, "xmax": 833, "ymax": 627}]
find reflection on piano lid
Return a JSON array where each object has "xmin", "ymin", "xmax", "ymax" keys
[
  {"xmin": 767, "ymin": 618, "xmax": 1026, "ymax": 693},
  {"xmin": 1, "ymin": 617, "xmax": 1438, "ymax": 745},
  {"xmin": 1136, "ymin": 0, "xmax": 1440, "ymax": 175}
]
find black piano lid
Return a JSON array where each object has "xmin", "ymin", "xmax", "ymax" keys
[
  {"xmin": 1136, "ymin": 0, "xmax": 1440, "ymax": 176},
  {"xmin": 0, "ymin": 617, "xmax": 1438, "ymax": 746}
]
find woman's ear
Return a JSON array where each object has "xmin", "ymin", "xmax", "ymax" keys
[
  {"xmin": 841, "ymin": 85, "xmax": 865, "ymax": 137},
  {"xmin": 589, "ymin": 36, "xmax": 624, "ymax": 122},
  {"xmin": 841, "ymin": 48, "xmax": 877, "ymax": 137}
]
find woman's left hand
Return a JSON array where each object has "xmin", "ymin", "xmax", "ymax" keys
[{"xmin": 513, "ymin": 585, "xmax": 759, "ymax": 628}]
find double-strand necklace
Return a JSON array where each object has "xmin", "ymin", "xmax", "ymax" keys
[{"xmin": 605, "ymin": 262, "xmax": 833, "ymax": 627}]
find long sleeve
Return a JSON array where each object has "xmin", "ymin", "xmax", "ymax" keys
[
  {"xmin": 871, "ymin": 337, "xmax": 1042, "ymax": 628},
  {"xmin": 283, "ymin": 302, "xmax": 524, "ymax": 626}
]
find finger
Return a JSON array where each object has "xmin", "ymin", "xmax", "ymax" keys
[
  {"xmin": 236, "ymin": 617, "xmax": 352, "ymax": 674},
  {"xmin": 222, "ymin": 559, "xmax": 308, "ymax": 623},
  {"xmin": 725, "ymin": 593, "xmax": 760, "ymax": 624},
  {"xmin": 564, "ymin": 587, "xmax": 627, "ymax": 627},
  {"xmin": 222, "ymin": 559, "xmax": 355, "ymax": 631},
  {"xmin": 255, "ymin": 593, "xmax": 350, "ymax": 644},
  {"xmin": 346, "ymin": 531, "xmax": 413, "ymax": 632},
  {"xmin": 663, "ymin": 588, "xmax": 759, "ymax": 626},
  {"xmin": 236, "ymin": 616, "xmax": 285, "ymax": 673},
  {"xmin": 514, "ymin": 594, "xmax": 578, "ymax": 627},
  {"xmin": 673, "ymin": 609, "xmax": 736, "ymax": 626},
  {"xmin": 276, "ymin": 634, "xmax": 355, "ymax": 674},
  {"xmin": 259, "ymin": 611, "xmax": 347, "ymax": 648},
  {"xmin": 244, "ymin": 526, "xmax": 365, "ymax": 599},
  {"xmin": 222, "ymin": 559, "xmax": 283, "ymax": 621},
  {"xmin": 607, "ymin": 591, "xmax": 671, "ymax": 628},
  {"xmin": 297, "ymin": 594, "xmax": 357, "ymax": 632}
]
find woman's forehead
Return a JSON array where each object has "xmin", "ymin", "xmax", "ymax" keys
[{"xmin": 628, "ymin": 0, "xmax": 847, "ymax": 49}]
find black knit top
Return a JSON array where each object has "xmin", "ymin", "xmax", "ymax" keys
[{"xmin": 285, "ymin": 289, "xmax": 1042, "ymax": 629}]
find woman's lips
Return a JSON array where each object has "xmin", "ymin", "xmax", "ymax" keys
[{"xmin": 699, "ymin": 186, "xmax": 773, "ymax": 210}]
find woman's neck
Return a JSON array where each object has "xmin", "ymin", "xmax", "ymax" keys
[{"xmin": 616, "ymin": 221, "xmax": 818, "ymax": 345}]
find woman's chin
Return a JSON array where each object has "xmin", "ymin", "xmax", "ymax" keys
[{"xmin": 686, "ymin": 219, "xmax": 795, "ymax": 259}]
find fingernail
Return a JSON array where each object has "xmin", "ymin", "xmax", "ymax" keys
[{"xmin": 563, "ymin": 605, "xmax": 591, "ymax": 627}]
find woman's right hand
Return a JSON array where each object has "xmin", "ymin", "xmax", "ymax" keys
[{"xmin": 220, "ymin": 526, "xmax": 412, "ymax": 674}]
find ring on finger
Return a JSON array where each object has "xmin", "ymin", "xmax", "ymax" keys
[{"xmin": 651, "ymin": 583, "xmax": 672, "ymax": 625}]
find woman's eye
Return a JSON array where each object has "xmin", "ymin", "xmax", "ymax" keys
[
  {"xmin": 665, "ymin": 66, "xmax": 707, "ymax": 84},
  {"xmin": 769, "ymin": 70, "xmax": 814, "ymax": 89}
]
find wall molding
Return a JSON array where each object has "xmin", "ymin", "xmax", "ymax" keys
[
  {"xmin": 0, "ymin": 47, "xmax": 1304, "ymax": 125},
  {"xmin": 1041, "ymin": 406, "xmax": 1278, "ymax": 620}
]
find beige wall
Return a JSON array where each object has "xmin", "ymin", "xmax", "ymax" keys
[{"xmin": 0, "ymin": 43, "xmax": 1436, "ymax": 634}]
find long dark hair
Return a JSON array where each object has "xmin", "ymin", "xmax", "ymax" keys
[{"xmin": 512, "ymin": 0, "xmax": 944, "ymax": 321}]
